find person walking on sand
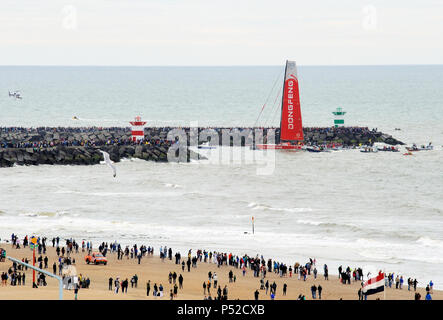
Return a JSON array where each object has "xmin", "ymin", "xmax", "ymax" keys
[
  {"xmin": 311, "ymin": 284, "xmax": 317, "ymax": 299},
  {"xmin": 203, "ymin": 281, "xmax": 207, "ymax": 294},
  {"xmin": 318, "ymin": 285, "xmax": 322, "ymax": 299},
  {"xmin": 254, "ymin": 289, "xmax": 259, "ymax": 300},
  {"xmin": 147, "ymin": 280, "xmax": 151, "ymax": 296},
  {"xmin": 74, "ymin": 283, "xmax": 79, "ymax": 300},
  {"xmin": 213, "ymin": 272, "xmax": 218, "ymax": 287},
  {"xmin": 159, "ymin": 284, "xmax": 164, "ymax": 297},
  {"xmin": 283, "ymin": 283, "xmax": 287, "ymax": 296},
  {"xmin": 153, "ymin": 283, "xmax": 158, "ymax": 297},
  {"xmin": 174, "ymin": 283, "xmax": 178, "ymax": 297},
  {"xmin": 114, "ymin": 278, "xmax": 120, "ymax": 294},
  {"xmin": 178, "ymin": 274, "xmax": 183, "ymax": 289},
  {"xmin": 172, "ymin": 272, "xmax": 177, "ymax": 284},
  {"xmin": 108, "ymin": 277, "xmax": 113, "ymax": 291},
  {"xmin": 207, "ymin": 280, "xmax": 211, "ymax": 295}
]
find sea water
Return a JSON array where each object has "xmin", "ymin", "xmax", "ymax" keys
[{"xmin": 0, "ymin": 66, "xmax": 442, "ymax": 288}]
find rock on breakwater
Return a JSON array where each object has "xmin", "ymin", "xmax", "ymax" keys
[{"xmin": 0, "ymin": 145, "xmax": 204, "ymax": 168}]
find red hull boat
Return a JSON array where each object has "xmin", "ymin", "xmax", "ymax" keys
[{"xmin": 255, "ymin": 60, "xmax": 304, "ymax": 150}]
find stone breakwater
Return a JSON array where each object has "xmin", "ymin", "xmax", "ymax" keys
[{"xmin": 0, "ymin": 126, "xmax": 404, "ymax": 167}]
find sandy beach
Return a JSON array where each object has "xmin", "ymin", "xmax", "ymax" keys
[{"xmin": 0, "ymin": 241, "xmax": 440, "ymax": 301}]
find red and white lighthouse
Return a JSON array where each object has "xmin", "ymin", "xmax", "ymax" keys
[{"xmin": 129, "ymin": 116, "xmax": 147, "ymax": 142}]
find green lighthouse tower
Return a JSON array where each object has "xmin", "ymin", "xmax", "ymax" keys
[{"xmin": 332, "ymin": 107, "xmax": 346, "ymax": 127}]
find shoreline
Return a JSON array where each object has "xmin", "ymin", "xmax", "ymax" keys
[{"xmin": 0, "ymin": 236, "xmax": 440, "ymax": 300}]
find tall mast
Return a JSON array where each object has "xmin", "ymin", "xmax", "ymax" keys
[{"xmin": 279, "ymin": 60, "xmax": 289, "ymax": 141}]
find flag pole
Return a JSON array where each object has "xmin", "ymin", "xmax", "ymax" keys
[
  {"xmin": 252, "ymin": 216, "xmax": 255, "ymax": 234},
  {"xmin": 32, "ymin": 245, "xmax": 36, "ymax": 286}
]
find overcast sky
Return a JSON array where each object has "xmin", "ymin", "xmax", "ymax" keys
[{"xmin": 1, "ymin": 0, "xmax": 442, "ymax": 65}]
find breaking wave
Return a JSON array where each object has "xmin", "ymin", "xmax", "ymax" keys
[
  {"xmin": 164, "ymin": 183, "xmax": 182, "ymax": 189},
  {"xmin": 416, "ymin": 236, "xmax": 443, "ymax": 248},
  {"xmin": 18, "ymin": 211, "xmax": 69, "ymax": 218},
  {"xmin": 247, "ymin": 202, "xmax": 312, "ymax": 213}
]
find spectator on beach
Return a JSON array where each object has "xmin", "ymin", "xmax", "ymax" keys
[
  {"xmin": 173, "ymin": 284, "xmax": 178, "ymax": 297},
  {"xmin": 311, "ymin": 284, "xmax": 317, "ymax": 299},
  {"xmin": 74, "ymin": 283, "xmax": 79, "ymax": 300}
]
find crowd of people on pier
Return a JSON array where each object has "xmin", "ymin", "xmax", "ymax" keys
[
  {"xmin": 0, "ymin": 125, "xmax": 380, "ymax": 150},
  {"xmin": 0, "ymin": 137, "xmax": 173, "ymax": 150}
]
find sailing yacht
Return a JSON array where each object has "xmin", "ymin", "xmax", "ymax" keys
[{"xmin": 256, "ymin": 61, "xmax": 304, "ymax": 150}]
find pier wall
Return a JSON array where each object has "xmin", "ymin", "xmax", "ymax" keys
[{"xmin": 0, "ymin": 127, "xmax": 404, "ymax": 167}]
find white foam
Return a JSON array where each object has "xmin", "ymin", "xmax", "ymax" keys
[
  {"xmin": 247, "ymin": 202, "xmax": 312, "ymax": 213},
  {"xmin": 416, "ymin": 236, "xmax": 443, "ymax": 248},
  {"xmin": 297, "ymin": 219, "xmax": 322, "ymax": 226},
  {"xmin": 164, "ymin": 183, "xmax": 182, "ymax": 189}
]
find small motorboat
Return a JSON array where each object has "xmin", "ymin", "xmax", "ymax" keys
[
  {"xmin": 306, "ymin": 146, "xmax": 330, "ymax": 153},
  {"xmin": 255, "ymin": 142, "xmax": 303, "ymax": 151},
  {"xmin": 9, "ymin": 90, "xmax": 22, "ymax": 99},
  {"xmin": 306, "ymin": 147, "xmax": 322, "ymax": 153},
  {"xmin": 378, "ymin": 146, "xmax": 400, "ymax": 152},
  {"xmin": 360, "ymin": 146, "xmax": 378, "ymax": 153},
  {"xmin": 406, "ymin": 143, "xmax": 433, "ymax": 151},
  {"xmin": 198, "ymin": 142, "xmax": 217, "ymax": 149}
]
